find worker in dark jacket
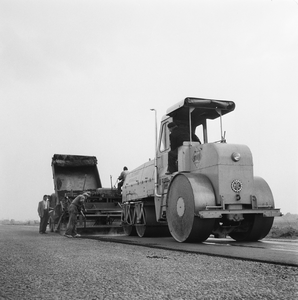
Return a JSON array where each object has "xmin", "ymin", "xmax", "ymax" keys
[
  {"xmin": 37, "ymin": 195, "xmax": 51, "ymax": 234},
  {"xmin": 117, "ymin": 166, "xmax": 128, "ymax": 193},
  {"xmin": 167, "ymin": 122, "xmax": 200, "ymax": 174},
  {"xmin": 65, "ymin": 192, "xmax": 90, "ymax": 238}
]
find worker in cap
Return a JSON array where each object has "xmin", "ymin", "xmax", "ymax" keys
[
  {"xmin": 65, "ymin": 192, "xmax": 89, "ymax": 238},
  {"xmin": 117, "ymin": 166, "xmax": 129, "ymax": 193}
]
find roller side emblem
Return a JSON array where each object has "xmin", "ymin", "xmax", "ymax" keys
[{"xmin": 231, "ymin": 179, "xmax": 243, "ymax": 193}]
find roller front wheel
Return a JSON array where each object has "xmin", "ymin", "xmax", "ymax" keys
[{"xmin": 167, "ymin": 174, "xmax": 216, "ymax": 243}]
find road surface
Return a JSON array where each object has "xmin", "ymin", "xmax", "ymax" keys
[
  {"xmin": 0, "ymin": 225, "xmax": 297, "ymax": 299},
  {"xmin": 82, "ymin": 233, "xmax": 298, "ymax": 267}
]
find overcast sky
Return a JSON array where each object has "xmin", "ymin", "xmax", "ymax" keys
[{"xmin": 0, "ymin": 0, "xmax": 297, "ymax": 221}]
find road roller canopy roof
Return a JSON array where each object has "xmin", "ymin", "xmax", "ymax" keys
[{"xmin": 166, "ymin": 97, "xmax": 235, "ymax": 127}]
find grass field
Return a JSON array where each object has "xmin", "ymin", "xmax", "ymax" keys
[{"xmin": 267, "ymin": 213, "xmax": 298, "ymax": 239}]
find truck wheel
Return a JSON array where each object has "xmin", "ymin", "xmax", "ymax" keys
[
  {"xmin": 229, "ymin": 215, "xmax": 274, "ymax": 242},
  {"xmin": 136, "ymin": 206, "xmax": 170, "ymax": 237},
  {"xmin": 167, "ymin": 173, "xmax": 216, "ymax": 243}
]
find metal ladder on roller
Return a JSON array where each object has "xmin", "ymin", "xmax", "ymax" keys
[{"xmin": 158, "ymin": 177, "xmax": 171, "ymax": 221}]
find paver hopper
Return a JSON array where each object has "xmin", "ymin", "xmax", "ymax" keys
[{"xmin": 49, "ymin": 154, "xmax": 122, "ymax": 234}]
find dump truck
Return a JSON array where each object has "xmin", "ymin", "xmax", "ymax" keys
[
  {"xmin": 121, "ymin": 97, "xmax": 281, "ymax": 242},
  {"xmin": 49, "ymin": 154, "xmax": 122, "ymax": 234}
]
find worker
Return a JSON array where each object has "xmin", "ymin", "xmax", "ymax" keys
[
  {"xmin": 117, "ymin": 166, "xmax": 128, "ymax": 193},
  {"xmin": 64, "ymin": 192, "xmax": 90, "ymax": 238},
  {"xmin": 166, "ymin": 122, "xmax": 200, "ymax": 174},
  {"xmin": 37, "ymin": 195, "xmax": 51, "ymax": 234}
]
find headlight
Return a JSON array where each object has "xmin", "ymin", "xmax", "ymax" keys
[{"xmin": 231, "ymin": 152, "xmax": 241, "ymax": 162}]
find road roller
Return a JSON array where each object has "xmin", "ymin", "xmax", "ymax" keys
[{"xmin": 121, "ymin": 97, "xmax": 281, "ymax": 242}]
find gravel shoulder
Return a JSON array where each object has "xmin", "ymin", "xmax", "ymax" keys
[{"xmin": 0, "ymin": 225, "xmax": 297, "ymax": 300}]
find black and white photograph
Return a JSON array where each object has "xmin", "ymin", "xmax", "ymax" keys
[{"xmin": 0, "ymin": 1, "xmax": 297, "ymax": 299}]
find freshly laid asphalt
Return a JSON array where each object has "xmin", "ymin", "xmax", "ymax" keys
[{"xmin": 82, "ymin": 233, "xmax": 298, "ymax": 267}]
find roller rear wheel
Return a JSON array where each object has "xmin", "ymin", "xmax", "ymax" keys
[
  {"xmin": 122, "ymin": 205, "xmax": 137, "ymax": 236},
  {"xmin": 123, "ymin": 224, "xmax": 137, "ymax": 236},
  {"xmin": 167, "ymin": 174, "xmax": 216, "ymax": 243},
  {"xmin": 49, "ymin": 217, "xmax": 54, "ymax": 232},
  {"xmin": 229, "ymin": 215, "xmax": 274, "ymax": 242},
  {"xmin": 230, "ymin": 176, "xmax": 275, "ymax": 241},
  {"xmin": 136, "ymin": 206, "xmax": 170, "ymax": 237}
]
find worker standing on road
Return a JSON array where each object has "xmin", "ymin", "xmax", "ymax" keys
[
  {"xmin": 64, "ymin": 192, "xmax": 90, "ymax": 238},
  {"xmin": 117, "ymin": 166, "xmax": 128, "ymax": 193},
  {"xmin": 37, "ymin": 195, "xmax": 51, "ymax": 234}
]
